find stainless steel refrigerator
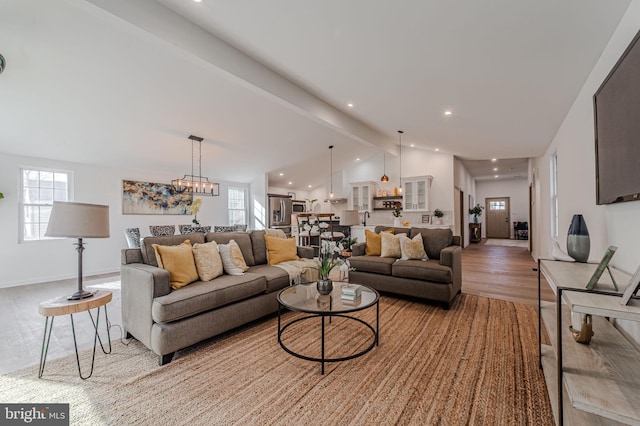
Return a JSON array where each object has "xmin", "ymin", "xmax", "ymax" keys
[{"xmin": 267, "ymin": 194, "xmax": 292, "ymax": 235}]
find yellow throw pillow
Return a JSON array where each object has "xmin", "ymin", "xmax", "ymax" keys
[
  {"xmin": 192, "ymin": 241, "xmax": 223, "ymax": 281},
  {"xmin": 218, "ymin": 239, "xmax": 249, "ymax": 275},
  {"xmin": 380, "ymin": 232, "xmax": 406, "ymax": 258},
  {"xmin": 152, "ymin": 241, "xmax": 199, "ymax": 289},
  {"xmin": 365, "ymin": 228, "xmax": 394, "ymax": 256},
  {"xmin": 398, "ymin": 234, "xmax": 428, "ymax": 260},
  {"xmin": 265, "ymin": 235, "xmax": 299, "ymax": 265}
]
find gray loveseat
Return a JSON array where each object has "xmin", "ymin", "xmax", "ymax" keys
[
  {"xmin": 348, "ymin": 226, "xmax": 462, "ymax": 309},
  {"xmin": 120, "ymin": 230, "xmax": 313, "ymax": 365}
]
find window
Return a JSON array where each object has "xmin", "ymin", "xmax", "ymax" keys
[
  {"xmin": 228, "ymin": 187, "xmax": 247, "ymax": 226},
  {"xmin": 550, "ymin": 152, "xmax": 559, "ymax": 238},
  {"xmin": 489, "ymin": 200, "xmax": 506, "ymax": 211},
  {"xmin": 21, "ymin": 168, "xmax": 72, "ymax": 241}
]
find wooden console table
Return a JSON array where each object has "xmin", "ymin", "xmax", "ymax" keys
[
  {"xmin": 469, "ymin": 223, "xmax": 481, "ymax": 243},
  {"xmin": 538, "ymin": 259, "xmax": 640, "ymax": 425}
]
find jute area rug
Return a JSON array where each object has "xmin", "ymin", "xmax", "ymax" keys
[
  {"xmin": 484, "ymin": 239, "xmax": 529, "ymax": 248},
  {"xmin": 1, "ymin": 294, "xmax": 553, "ymax": 425}
]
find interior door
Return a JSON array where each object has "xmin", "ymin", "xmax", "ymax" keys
[{"xmin": 486, "ymin": 197, "xmax": 511, "ymax": 238}]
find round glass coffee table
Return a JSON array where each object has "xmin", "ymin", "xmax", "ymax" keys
[{"xmin": 277, "ymin": 282, "xmax": 379, "ymax": 374}]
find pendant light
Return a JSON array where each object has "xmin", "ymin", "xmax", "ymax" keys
[
  {"xmin": 398, "ymin": 130, "xmax": 404, "ymax": 193},
  {"xmin": 329, "ymin": 145, "xmax": 334, "ymax": 198},
  {"xmin": 171, "ymin": 135, "xmax": 220, "ymax": 197},
  {"xmin": 380, "ymin": 153, "xmax": 389, "ymax": 182}
]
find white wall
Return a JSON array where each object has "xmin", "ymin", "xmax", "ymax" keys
[
  {"xmin": 454, "ymin": 158, "xmax": 477, "ymax": 246},
  {"xmin": 476, "ymin": 178, "xmax": 529, "ymax": 239},
  {"xmin": 532, "ymin": 1, "xmax": 640, "ymax": 342},
  {"xmin": 0, "ymin": 152, "xmax": 246, "ymax": 288}
]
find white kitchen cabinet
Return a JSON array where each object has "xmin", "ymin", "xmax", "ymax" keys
[
  {"xmin": 402, "ymin": 175, "xmax": 432, "ymax": 211},
  {"xmin": 349, "ymin": 182, "xmax": 376, "ymax": 212}
]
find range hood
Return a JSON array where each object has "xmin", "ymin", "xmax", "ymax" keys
[{"xmin": 324, "ymin": 198, "xmax": 348, "ymax": 204}]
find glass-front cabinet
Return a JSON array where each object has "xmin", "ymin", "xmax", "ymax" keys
[
  {"xmin": 402, "ymin": 175, "xmax": 432, "ymax": 211},
  {"xmin": 349, "ymin": 182, "xmax": 376, "ymax": 212}
]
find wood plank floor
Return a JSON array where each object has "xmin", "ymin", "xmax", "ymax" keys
[
  {"xmin": 0, "ymin": 241, "xmax": 555, "ymax": 375},
  {"xmin": 463, "ymin": 240, "xmax": 555, "ymax": 305}
]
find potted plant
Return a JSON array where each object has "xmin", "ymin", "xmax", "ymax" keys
[
  {"xmin": 317, "ymin": 240, "xmax": 345, "ymax": 294},
  {"xmin": 431, "ymin": 209, "xmax": 444, "ymax": 224},
  {"xmin": 189, "ymin": 198, "xmax": 203, "ymax": 225},
  {"xmin": 0, "ymin": 192, "xmax": 4, "ymax": 199},
  {"xmin": 392, "ymin": 201, "xmax": 403, "ymax": 226},
  {"xmin": 469, "ymin": 204, "xmax": 485, "ymax": 223}
]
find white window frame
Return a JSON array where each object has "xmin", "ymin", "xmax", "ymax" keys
[
  {"xmin": 20, "ymin": 167, "xmax": 73, "ymax": 242},
  {"xmin": 550, "ymin": 152, "xmax": 559, "ymax": 238},
  {"xmin": 228, "ymin": 187, "xmax": 248, "ymax": 226}
]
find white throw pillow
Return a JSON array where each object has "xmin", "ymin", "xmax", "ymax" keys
[
  {"xmin": 192, "ymin": 241, "xmax": 224, "ymax": 281},
  {"xmin": 380, "ymin": 232, "xmax": 406, "ymax": 258},
  {"xmin": 218, "ymin": 239, "xmax": 249, "ymax": 275}
]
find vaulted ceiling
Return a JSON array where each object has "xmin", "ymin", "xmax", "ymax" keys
[{"xmin": 0, "ymin": 0, "xmax": 630, "ymax": 189}]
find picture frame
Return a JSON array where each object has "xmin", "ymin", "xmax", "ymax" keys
[
  {"xmin": 421, "ymin": 214, "xmax": 431, "ymax": 224},
  {"xmin": 122, "ymin": 180, "xmax": 192, "ymax": 215},
  {"xmin": 621, "ymin": 263, "xmax": 640, "ymax": 305},
  {"xmin": 586, "ymin": 246, "xmax": 617, "ymax": 290},
  {"xmin": 287, "ymin": 192, "xmax": 296, "ymax": 198}
]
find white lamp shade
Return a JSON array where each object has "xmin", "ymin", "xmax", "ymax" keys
[
  {"xmin": 45, "ymin": 202, "xmax": 110, "ymax": 238},
  {"xmin": 340, "ymin": 210, "xmax": 360, "ymax": 226}
]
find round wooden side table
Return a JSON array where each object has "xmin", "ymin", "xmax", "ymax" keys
[{"xmin": 38, "ymin": 290, "xmax": 113, "ymax": 379}]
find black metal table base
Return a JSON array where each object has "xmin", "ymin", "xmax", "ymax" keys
[
  {"xmin": 39, "ymin": 305, "xmax": 112, "ymax": 380},
  {"xmin": 277, "ymin": 301, "xmax": 379, "ymax": 374}
]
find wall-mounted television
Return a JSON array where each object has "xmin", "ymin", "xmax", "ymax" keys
[{"xmin": 594, "ymin": 30, "xmax": 640, "ymax": 205}]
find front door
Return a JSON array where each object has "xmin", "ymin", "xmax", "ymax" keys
[{"xmin": 486, "ymin": 197, "xmax": 510, "ymax": 238}]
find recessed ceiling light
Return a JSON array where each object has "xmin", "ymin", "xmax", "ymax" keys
[
  {"xmin": 493, "ymin": 167, "xmax": 498, "ymax": 171},
  {"xmin": 435, "ymin": 148, "xmax": 440, "ymax": 152},
  {"xmin": 494, "ymin": 175, "xmax": 499, "ymax": 178},
  {"xmin": 444, "ymin": 110, "xmax": 452, "ymax": 116},
  {"xmin": 308, "ymin": 185, "xmax": 312, "ymax": 188},
  {"xmin": 193, "ymin": 0, "xmax": 202, "ymax": 2},
  {"xmin": 279, "ymin": 173, "xmax": 284, "ymax": 176},
  {"xmin": 288, "ymin": 181, "xmax": 292, "ymax": 185},
  {"xmin": 491, "ymin": 158, "xmax": 497, "ymax": 162},
  {"xmin": 347, "ymin": 103, "xmax": 354, "ymax": 108},
  {"xmin": 410, "ymin": 144, "xmax": 415, "ymax": 148},
  {"xmin": 356, "ymin": 158, "xmax": 360, "ymax": 161}
]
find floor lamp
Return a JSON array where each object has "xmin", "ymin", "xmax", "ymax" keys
[
  {"xmin": 45, "ymin": 202, "xmax": 110, "ymax": 300},
  {"xmin": 340, "ymin": 210, "xmax": 360, "ymax": 251}
]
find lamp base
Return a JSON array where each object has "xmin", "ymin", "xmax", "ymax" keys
[{"xmin": 67, "ymin": 289, "xmax": 95, "ymax": 300}]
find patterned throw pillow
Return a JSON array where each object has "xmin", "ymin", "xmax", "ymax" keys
[
  {"xmin": 192, "ymin": 241, "xmax": 224, "ymax": 281},
  {"xmin": 152, "ymin": 240, "xmax": 199, "ymax": 289},
  {"xmin": 214, "ymin": 226, "xmax": 235, "ymax": 233},
  {"xmin": 149, "ymin": 225, "xmax": 176, "ymax": 237},
  {"xmin": 380, "ymin": 232, "xmax": 406, "ymax": 258},
  {"xmin": 398, "ymin": 234, "xmax": 428, "ymax": 260},
  {"xmin": 218, "ymin": 239, "xmax": 249, "ymax": 275}
]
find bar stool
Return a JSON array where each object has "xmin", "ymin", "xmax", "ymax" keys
[
  {"xmin": 316, "ymin": 213, "xmax": 345, "ymax": 243},
  {"xmin": 295, "ymin": 213, "xmax": 320, "ymax": 247}
]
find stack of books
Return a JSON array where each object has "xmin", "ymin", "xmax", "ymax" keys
[{"xmin": 341, "ymin": 284, "xmax": 361, "ymax": 303}]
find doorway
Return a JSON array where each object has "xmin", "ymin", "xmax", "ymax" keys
[
  {"xmin": 486, "ymin": 197, "xmax": 511, "ymax": 238},
  {"xmin": 454, "ymin": 187, "xmax": 464, "ymax": 245}
]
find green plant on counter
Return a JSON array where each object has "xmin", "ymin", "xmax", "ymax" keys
[
  {"xmin": 433, "ymin": 209, "xmax": 444, "ymax": 218},
  {"xmin": 0, "ymin": 192, "xmax": 4, "ymax": 199}
]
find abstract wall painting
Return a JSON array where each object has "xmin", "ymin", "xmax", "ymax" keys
[{"xmin": 122, "ymin": 180, "xmax": 192, "ymax": 215}]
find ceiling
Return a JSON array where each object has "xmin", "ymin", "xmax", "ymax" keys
[{"xmin": 0, "ymin": 0, "xmax": 631, "ymax": 190}]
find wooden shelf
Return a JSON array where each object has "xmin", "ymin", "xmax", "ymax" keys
[
  {"xmin": 373, "ymin": 208, "xmax": 394, "ymax": 211},
  {"xmin": 539, "ymin": 260, "xmax": 640, "ymax": 425},
  {"xmin": 373, "ymin": 196, "xmax": 402, "ymax": 200}
]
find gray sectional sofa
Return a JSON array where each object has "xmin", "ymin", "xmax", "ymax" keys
[
  {"xmin": 120, "ymin": 230, "xmax": 313, "ymax": 365},
  {"xmin": 348, "ymin": 226, "xmax": 462, "ymax": 309}
]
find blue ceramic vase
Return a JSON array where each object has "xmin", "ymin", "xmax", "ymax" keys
[{"xmin": 567, "ymin": 214, "xmax": 590, "ymax": 263}]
